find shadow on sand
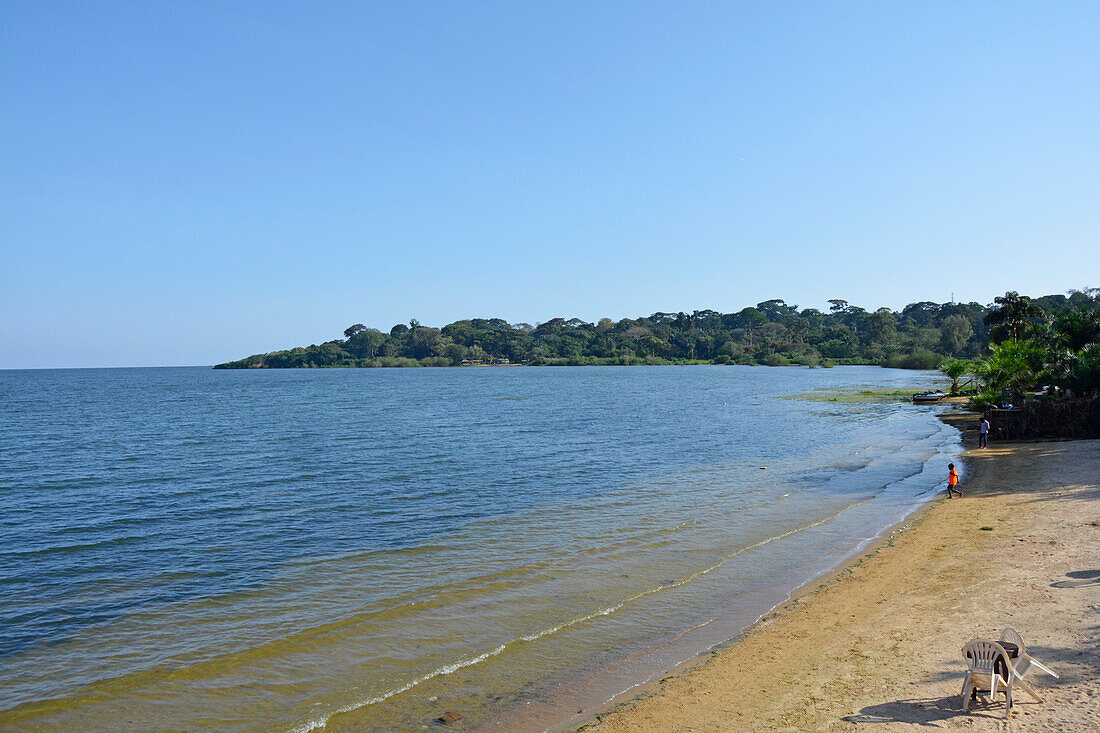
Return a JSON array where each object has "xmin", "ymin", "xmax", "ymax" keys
[
  {"xmin": 844, "ymin": 633, "xmax": 1094, "ymax": 727},
  {"xmin": 843, "ymin": 692, "xmax": 1045, "ymax": 726},
  {"xmin": 1050, "ymin": 569, "xmax": 1100, "ymax": 589}
]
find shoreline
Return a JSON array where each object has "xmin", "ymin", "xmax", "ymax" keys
[
  {"xmin": 573, "ymin": 403, "xmax": 1100, "ymax": 731},
  {"xmin": 478, "ymin": 403, "xmax": 963, "ymax": 733}
]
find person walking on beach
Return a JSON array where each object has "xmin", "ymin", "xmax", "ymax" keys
[
  {"xmin": 979, "ymin": 418, "xmax": 990, "ymax": 449},
  {"xmin": 946, "ymin": 463, "xmax": 962, "ymax": 498}
]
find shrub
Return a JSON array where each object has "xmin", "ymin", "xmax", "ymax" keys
[
  {"xmin": 967, "ymin": 388, "xmax": 1000, "ymax": 411},
  {"xmin": 377, "ymin": 356, "xmax": 420, "ymax": 368},
  {"xmin": 976, "ymin": 339, "xmax": 1048, "ymax": 400},
  {"xmin": 886, "ymin": 349, "xmax": 943, "ymax": 370},
  {"xmin": 1058, "ymin": 343, "xmax": 1100, "ymax": 394}
]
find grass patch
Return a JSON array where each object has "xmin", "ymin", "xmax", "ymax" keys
[{"xmin": 782, "ymin": 388, "xmax": 941, "ymax": 403}]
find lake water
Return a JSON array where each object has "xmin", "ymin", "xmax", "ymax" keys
[{"xmin": 0, "ymin": 365, "xmax": 959, "ymax": 732}]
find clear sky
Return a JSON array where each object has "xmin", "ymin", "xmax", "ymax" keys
[{"xmin": 2, "ymin": 2, "xmax": 1098, "ymax": 368}]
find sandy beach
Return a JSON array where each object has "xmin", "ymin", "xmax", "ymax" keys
[{"xmin": 582, "ymin": 409, "xmax": 1100, "ymax": 732}]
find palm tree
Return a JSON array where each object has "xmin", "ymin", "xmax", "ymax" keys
[
  {"xmin": 939, "ymin": 358, "xmax": 972, "ymax": 395},
  {"xmin": 983, "ymin": 291, "xmax": 1045, "ymax": 343},
  {"xmin": 976, "ymin": 340, "xmax": 1047, "ymax": 403}
]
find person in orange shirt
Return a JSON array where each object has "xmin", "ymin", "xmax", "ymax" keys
[{"xmin": 946, "ymin": 463, "xmax": 962, "ymax": 498}]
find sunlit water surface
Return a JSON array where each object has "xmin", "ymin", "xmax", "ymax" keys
[{"xmin": 0, "ymin": 366, "xmax": 959, "ymax": 731}]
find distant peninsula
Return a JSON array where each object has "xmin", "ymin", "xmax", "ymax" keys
[{"xmin": 214, "ymin": 290, "xmax": 1099, "ymax": 370}]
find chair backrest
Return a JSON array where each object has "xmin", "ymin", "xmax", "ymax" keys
[
  {"xmin": 999, "ymin": 627, "xmax": 1026, "ymax": 654},
  {"xmin": 962, "ymin": 639, "xmax": 1009, "ymax": 674}
]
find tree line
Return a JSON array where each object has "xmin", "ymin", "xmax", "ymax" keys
[{"xmin": 214, "ymin": 289, "xmax": 1099, "ymax": 373}]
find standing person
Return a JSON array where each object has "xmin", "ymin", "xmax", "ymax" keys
[
  {"xmin": 979, "ymin": 418, "xmax": 990, "ymax": 449},
  {"xmin": 947, "ymin": 463, "xmax": 962, "ymax": 498}
]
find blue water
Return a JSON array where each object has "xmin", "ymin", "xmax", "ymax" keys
[{"xmin": 0, "ymin": 365, "xmax": 959, "ymax": 731}]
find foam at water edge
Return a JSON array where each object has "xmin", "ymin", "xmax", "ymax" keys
[
  {"xmin": 287, "ymin": 643, "xmax": 509, "ymax": 733},
  {"xmin": 283, "ymin": 504, "xmax": 862, "ymax": 732}
]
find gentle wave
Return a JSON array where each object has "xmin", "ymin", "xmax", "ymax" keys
[
  {"xmin": 287, "ymin": 644, "xmax": 510, "ymax": 733},
  {"xmin": 284, "ymin": 500, "xmax": 869, "ymax": 732}
]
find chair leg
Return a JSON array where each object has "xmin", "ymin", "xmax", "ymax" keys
[
  {"xmin": 1030, "ymin": 659, "xmax": 1058, "ymax": 678},
  {"xmin": 1004, "ymin": 685, "xmax": 1012, "ymax": 718},
  {"xmin": 961, "ymin": 674, "xmax": 976, "ymax": 712},
  {"xmin": 1017, "ymin": 678, "xmax": 1043, "ymax": 703}
]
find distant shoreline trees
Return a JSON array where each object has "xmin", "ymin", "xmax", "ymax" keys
[{"xmin": 214, "ymin": 289, "xmax": 1100, "ymax": 374}]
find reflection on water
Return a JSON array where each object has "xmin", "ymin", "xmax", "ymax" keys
[{"xmin": 0, "ymin": 366, "xmax": 958, "ymax": 731}]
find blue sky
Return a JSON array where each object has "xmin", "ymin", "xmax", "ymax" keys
[{"xmin": 2, "ymin": 2, "xmax": 1098, "ymax": 368}]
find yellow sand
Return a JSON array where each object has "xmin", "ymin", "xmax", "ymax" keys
[{"xmin": 583, "ymin": 417, "xmax": 1100, "ymax": 731}]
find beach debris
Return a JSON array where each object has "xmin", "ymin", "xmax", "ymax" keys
[{"xmin": 437, "ymin": 711, "xmax": 463, "ymax": 724}]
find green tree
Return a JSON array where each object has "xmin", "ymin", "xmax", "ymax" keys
[
  {"xmin": 939, "ymin": 358, "xmax": 972, "ymax": 395},
  {"xmin": 939, "ymin": 314, "xmax": 973, "ymax": 355},
  {"xmin": 1049, "ymin": 308, "xmax": 1100, "ymax": 352},
  {"xmin": 900, "ymin": 301, "xmax": 940, "ymax": 328},
  {"xmin": 983, "ymin": 291, "xmax": 1044, "ymax": 343},
  {"xmin": 757, "ymin": 299, "xmax": 798, "ymax": 322},
  {"xmin": 346, "ymin": 328, "xmax": 387, "ymax": 359},
  {"xmin": 444, "ymin": 342, "xmax": 468, "ymax": 364},
  {"xmin": 406, "ymin": 327, "xmax": 443, "ymax": 359},
  {"xmin": 1056, "ymin": 344, "xmax": 1100, "ymax": 395},
  {"xmin": 865, "ymin": 308, "xmax": 898, "ymax": 351}
]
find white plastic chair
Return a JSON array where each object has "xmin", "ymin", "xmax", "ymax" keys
[
  {"xmin": 999, "ymin": 627, "xmax": 1059, "ymax": 683},
  {"xmin": 961, "ymin": 639, "xmax": 1023, "ymax": 717}
]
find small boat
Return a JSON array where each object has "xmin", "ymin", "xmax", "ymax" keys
[{"xmin": 912, "ymin": 390, "xmax": 948, "ymax": 403}]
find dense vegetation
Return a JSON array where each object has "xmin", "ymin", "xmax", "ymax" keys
[
  {"xmin": 944, "ymin": 291, "xmax": 1100, "ymax": 408},
  {"xmin": 215, "ymin": 289, "xmax": 1100, "ymax": 377}
]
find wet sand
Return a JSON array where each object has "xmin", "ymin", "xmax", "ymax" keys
[{"xmin": 581, "ymin": 409, "xmax": 1100, "ymax": 731}]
